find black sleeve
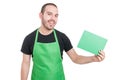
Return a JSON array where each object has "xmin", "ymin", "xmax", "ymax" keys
[
  {"xmin": 21, "ymin": 36, "xmax": 32, "ymax": 55},
  {"xmin": 62, "ymin": 33, "xmax": 73, "ymax": 52},
  {"xmin": 55, "ymin": 29, "xmax": 73, "ymax": 53},
  {"xmin": 21, "ymin": 30, "xmax": 36, "ymax": 55}
]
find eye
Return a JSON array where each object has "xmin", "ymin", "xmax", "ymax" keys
[
  {"xmin": 47, "ymin": 12, "xmax": 52, "ymax": 15},
  {"xmin": 55, "ymin": 14, "xmax": 58, "ymax": 18}
]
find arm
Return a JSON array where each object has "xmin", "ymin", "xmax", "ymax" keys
[
  {"xmin": 21, "ymin": 53, "xmax": 31, "ymax": 80},
  {"xmin": 66, "ymin": 48, "xmax": 105, "ymax": 64}
]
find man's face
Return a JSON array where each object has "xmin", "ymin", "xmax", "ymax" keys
[{"xmin": 40, "ymin": 5, "xmax": 58, "ymax": 30}]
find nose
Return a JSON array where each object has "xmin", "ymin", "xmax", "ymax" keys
[{"xmin": 51, "ymin": 14, "xmax": 58, "ymax": 20}]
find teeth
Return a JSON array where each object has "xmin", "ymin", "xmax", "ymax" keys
[
  {"xmin": 48, "ymin": 20, "xmax": 55, "ymax": 24},
  {"xmin": 50, "ymin": 21, "xmax": 53, "ymax": 23},
  {"xmin": 49, "ymin": 21, "xmax": 54, "ymax": 24}
]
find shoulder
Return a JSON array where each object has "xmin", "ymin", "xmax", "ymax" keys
[
  {"xmin": 21, "ymin": 29, "xmax": 37, "ymax": 55},
  {"xmin": 54, "ymin": 29, "xmax": 71, "ymax": 45},
  {"xmin": 24, "ymin": 29, "xmax": 37, "ymax": 42},
  {"xmin": 22, "ymin": 29, "xmax": 37, "ymax": 49},
  {"xmin": 55, "ymin": 29, "xmax": 73, "ymax": 52},
  {"xmin": 55, "ymin": 29, "xmax": 70, "ymax": 42},
  {"xmin": 55, "ymin": 29, "xmax": 67, "ymax": 38}
]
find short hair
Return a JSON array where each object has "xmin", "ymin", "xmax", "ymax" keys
[{"xmin": 41, "ymin": 3, "xmax": 58, "ymax": 13}]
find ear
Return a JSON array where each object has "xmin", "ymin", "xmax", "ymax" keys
[{"xmin": 39, "ymin": 12, "xmax": 42, "ymax": 19}]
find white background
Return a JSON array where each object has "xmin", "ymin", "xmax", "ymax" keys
[{"xmin": 0, "ymin": 0, "xmax": 120, "ymax": 80}]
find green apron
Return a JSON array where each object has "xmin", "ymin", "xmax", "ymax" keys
[{"xmin": 31, "ymin": 29, "xmax": 65, "ymax": 80}]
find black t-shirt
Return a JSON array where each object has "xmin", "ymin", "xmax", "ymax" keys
[{"xmin": 21, "ymin": 29, "xmax": 73, "ymax": 58}]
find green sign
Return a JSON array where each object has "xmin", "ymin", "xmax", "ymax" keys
[{"xmin": 77, "ymin": 30, "xmax": 107, "ymax": 55}]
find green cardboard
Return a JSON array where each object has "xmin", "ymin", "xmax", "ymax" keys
[{"xmin": 77, "ymin": 30, "xmax": 107, "ymax": 55}]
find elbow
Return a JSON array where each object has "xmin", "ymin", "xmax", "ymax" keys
[
  {"xmin": 72, "ymin": 56, "xmax": 84, "ymax": 64},
  {"xmin": 72, "ymin": 55, "xmax": 90, "ymax": 64}
]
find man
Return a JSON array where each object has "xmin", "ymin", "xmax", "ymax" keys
[{"xmin": 21, "ymin": 3, "xmax": 105, "ymax": 80}]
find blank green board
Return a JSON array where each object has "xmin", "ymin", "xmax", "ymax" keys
[{"xmin": 77, "ymin": 30, "xmax": 107, "ymax": 55}]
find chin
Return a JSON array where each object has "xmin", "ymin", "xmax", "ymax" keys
[
  {"xmin": 46, "ymin": 27, "xmax": 54, "ymax": 30},
  {"xmin": 48, "ymin": 26, "xmax": 55, "ymax": 29}
]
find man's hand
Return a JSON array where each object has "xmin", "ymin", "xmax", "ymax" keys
[{"xmin": 94, "ymin": 50, "xmax": 105, "ymax": 62}]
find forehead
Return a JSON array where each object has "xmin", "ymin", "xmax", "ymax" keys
[{"xmin": 44, "ymin": 5, "xmax": 58, "ymax": 14}]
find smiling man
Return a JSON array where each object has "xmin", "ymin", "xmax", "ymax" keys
[{"xmin": 21, "ymin": 3, "xmax": 105, "ymax": 80}]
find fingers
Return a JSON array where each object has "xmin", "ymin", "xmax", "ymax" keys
[{"xmin": 96, "ymin": 50, "xmax": 105, "ymax": 62}]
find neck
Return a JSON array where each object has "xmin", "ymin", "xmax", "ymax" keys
[{"xmin": 39, "ymin": 26, "xmax": 54, "ymax": 35}]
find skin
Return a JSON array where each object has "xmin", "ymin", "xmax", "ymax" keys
[
  {"xmin": 39, "ymin": 5, "xmax": 58, "ymax": 35},
  {"xmin": 21, "ymin": 5, "xmax": 105, "ymax": 80}
]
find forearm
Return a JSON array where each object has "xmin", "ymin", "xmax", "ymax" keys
[
  {"xmin": 67, "ymin": 48, "xmax": 105, "ymax": 64},
  {"xmin": 73, "ymin": 55, "xmax": 95, "ymax": 64},
  {"xmin": 21, "ymin": 61, "xmax": 30, "ymax": 80}
]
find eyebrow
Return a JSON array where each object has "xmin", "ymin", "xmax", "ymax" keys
[
  {"xmin": 46, "ymin": 11, "xmax": 52, "ymax": 14},
  {"xmin": 46, "ymin": 11, "xmax": 58, "ymax": 16}
]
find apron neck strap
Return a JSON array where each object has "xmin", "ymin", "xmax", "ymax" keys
[{"xmin": 35, "ymin": 29, "xmax": 58, "ymax": 43}]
